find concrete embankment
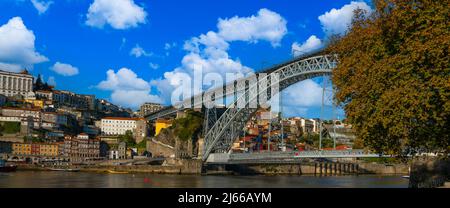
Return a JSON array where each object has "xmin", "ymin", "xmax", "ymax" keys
[
  {"xmin": 15, "ymin": 159, "xmax": 204, "ymax": 175},
  {"xmin": 16, "ymin": 160, "xmax": 409, "ymax": 176},
  {"xmin": 205, "ymin": 162, "xmax": 409, "ymax": 175},
  {"xmin": 409, "ymin": 158, "xmax": 449, "ymax": 188},
  {"xmin": 83, "ymin": 159, "xmax": 203, "ymax": 174}
]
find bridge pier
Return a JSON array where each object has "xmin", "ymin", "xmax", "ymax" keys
[
  {"xmin": 327, "ymin": 163, "xmax": 332, "ymax": 175},
  {"xmin": 337, "ymin": 163, "xmax": 342, "ymax": 175},
  {"xmin": 319, "ymin": 163, "xmax": 323, "ymax": 175},
  {"xmin": 331, "ymin": 163, "xmax": 335, "ymax": 175}
]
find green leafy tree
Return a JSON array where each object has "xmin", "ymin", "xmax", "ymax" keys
[
  {"xmin": 118, "ymin": 130, "xmax": 136, "ymax": 147},
  {"xmin": 1, "ymin": 122, "xmax": 20, "ymax": 134},
  {"xmin": 328, "ymin": 0, "xmax": 449, "ymax": 155},
  {"xmin": 171, "ymin": 110, "xmax": 204, "ymax": 141}
]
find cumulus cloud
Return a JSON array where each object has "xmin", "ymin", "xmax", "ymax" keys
[
  {"xmin": 110, "ymin": 90, "xmax": 162, "ymax": 109},
  {"xmin": 30, "ymin": 0, "xmax": 53, "ymax": 15},
  {"xmin": 97, "ymin": 68, "xmax": 162, "ymax": 108},
  {"xmin": 85, "ymin": 0, "xmax": 147, "ymax": 30},
  {"xmin": 50, "ymin": 62, "xmax": 79, "ymax": 76},
  {"xmin": 217, "ymin": 8, "xmax": 287, "ymax": 47},
  {"xmin": 291, "ymin": 35, "xmax": 323, "ymax": 57},
  {"xmin": 318, "ymin": 1, "xmax": 372, "ymax": 36},
  {"xmin": 130, "ymin": 44, "xmax": 152, "ymax": 58},
  {"xmin": 273, "ymin": 79, "xmax": 333, "ymax": 117},
  {"xmin": 0, "ymin": 17, "xmax": 48, "ymax": 72},
  {"xmin": 98, "ymin": 68, "xmax": 149, "ymax": 91}
]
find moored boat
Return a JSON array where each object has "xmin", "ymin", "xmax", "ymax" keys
[
  {"xmin": 106, "ymin": 170, "xmax": 128, "ymax": 174},
  {"xmin": 0, "ymin": 159, "xmax": 17, "ymax": 172},
  {"xmin": 48, "ymin": 168, "xmax": 80, "ymax": 172}
]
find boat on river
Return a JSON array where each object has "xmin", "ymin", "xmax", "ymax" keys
[
  {"xmin": 48, "ymin": 168, "xmax": 80, "ymax": 172},
  {"xmin": 0, "ymin": 160, "xmax": 17, "ymax": 172},
  {"xmin": 106, "ymin": 170, "xmax": 129, "ymax": 174}
]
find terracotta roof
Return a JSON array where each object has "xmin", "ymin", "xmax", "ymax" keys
[
  {"xmin": 19, "ymin": 70, "xmax": 29, "ymax": 75},
  {"xmin": 36, "ymin": 90, "xmax": 53, "ymax": 93}
]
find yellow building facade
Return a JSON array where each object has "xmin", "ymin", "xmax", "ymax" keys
[
  {"xmin": 39, "ymin": 144, "xmax": 59, "ymax": 156},
  {"xmin": 24, "ymin": 99, "xmax": 44, "ymax": 109},
  {"xmin": 12, "ymin": 143, "xmax": 31, "ymax": 155},
  {"xmin": 155, "ymin": 119, "xmax": 172, "ymax": 136},
  {"xmin": 12, "ymin": 143, "xmax": 59, "ymax": 156}
]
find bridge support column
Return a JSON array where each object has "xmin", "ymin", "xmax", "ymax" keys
[
  {"xmin": 319, "ymin": 163, "xmax": 323, "ymax": 175},
  {"xmin": 333, "ymin": 163, "xmax": 337, "ymax": 175},
  {"xmin": 314, "ymin": 163, "xmax": 318, "ymax": 175},
  {"xmin": 338, "ymin": 163, "xmax": 342, "ymax": 175},
  {"xmin": 328, "ymin": 163, "xmax": 333, "ymax": 175},
  {"xmin": 355, "ymin": 164, "xmax": 359, "ymax": 175}
]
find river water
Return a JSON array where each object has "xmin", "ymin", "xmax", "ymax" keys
[{"xmin": 0, "ymin": 171, "xmax": 408, "ymax": 188}]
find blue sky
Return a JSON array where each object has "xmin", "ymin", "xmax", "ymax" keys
[{"xmin": 0, "ymin": 0, "xmax": 373, "ymax": 119}]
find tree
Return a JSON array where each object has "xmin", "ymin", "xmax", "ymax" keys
[
  {"xmin": 172, "ymin": 110, "xmax": 203, "ymax": 141},
  {"xmin": 328, "ymin": 0, "xmax": 449, "ymax": 155},
  {"xmin": 118, "ymin": 130, "xmax": 136, "ymax": 147},
  {"xmin": 33, "ymin": 74, "xmax": 53, "ymax": 91},
  {"xmin": 34, "ymin": 74, "xmax": 44, "ymax": 91}
]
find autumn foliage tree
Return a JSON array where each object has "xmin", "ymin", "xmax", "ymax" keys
[{"xmin": 328, "ymin": 0, "xmax": 449, "ymax": 155}]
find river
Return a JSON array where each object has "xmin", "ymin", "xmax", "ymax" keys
[{"xmin": 0, "ymin": 171, "xmax": 408, "ymax": 188}]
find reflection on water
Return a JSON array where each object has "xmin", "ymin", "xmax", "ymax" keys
[{"xmin": 0, "ymin": 171, "xmax": 408, "ymax": 188}]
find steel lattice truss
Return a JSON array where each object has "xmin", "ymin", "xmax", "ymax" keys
[{"xmin": 202, "ymin": 55, "xmax": 338, "ymax": 161}]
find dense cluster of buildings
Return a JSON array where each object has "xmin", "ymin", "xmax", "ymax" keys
[
  {"xmin": 232, "ymin": 109, "xmax": 355, "ymax": 152},
  {"xmin": 0, "ymin": 69, "xmax": 165, "ymax": 163}
]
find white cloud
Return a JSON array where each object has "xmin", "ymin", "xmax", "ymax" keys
[
  {"xmin": 275, "ymin": 79, "xmax": 333, "ymax": 117},
  {"xmin": 98, "ymin": 68, "xmax": 149, "ymax": 91},
  {"xmin": 149, "ymin": 62, "xmax": 159, "ymax": 70},
  {"xmin": 151, "ymin": 31, "xmax": 252, "ymax": 104},
  {"xmin": 47, "ymin": 76, "xmax": 56, "ymax": 86},
  {"xmin": 85, "ymin": 0, "xmax": 147, "ymax": 30},
  {"xmin": 130, "ymin": 44, "xmax": 152, "ymax": 58},
  {"xmin": 0, "ymin": 17, "xmax": 48, "ymax": 72},
  {"xmin": 217, "ymin": 8, "xmax": 287, "ymax": 47},
  {"xmin": 30, "ymin": 0, "xmax": 53, "ymax": 15},
  {"xmin": 291, "ymin": 35, "xmax": 323, "ymax": 57},
  {"xmin": 318, "ymin": 1, "xmax": 372, "ymax": 36},
  {"xmin": 110, "ymin": 89, "xmax": 162, "ymax": 109},
  {"xmin": 97, "ymin": 68, "xmax": 162, "ymax": 108},
  {"xmin": 50, "ymin": 62, "xmax": 79, "ymax": 76}
]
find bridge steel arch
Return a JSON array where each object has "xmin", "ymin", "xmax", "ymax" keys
[{"xmin": 202, "ymin": 55, "xmax": 338, "ymax": 161}]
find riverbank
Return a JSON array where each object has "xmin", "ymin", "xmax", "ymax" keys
[{"xmin": 15, "ymin": 160, "xmax": 410, "ymax": 176}]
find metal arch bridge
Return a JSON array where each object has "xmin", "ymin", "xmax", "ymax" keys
[
  {"xmin": 144, "ymin": 52, "xmax": 332, "ymax": 121},
  {"xmin": 144, "ymin": 53, "xmax": 339, "ymax": 162}
]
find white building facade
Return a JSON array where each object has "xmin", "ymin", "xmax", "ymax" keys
[
  {"xmin": 100, "ymin": 117, "xmax": 140, "ymax": 136},
  {"xmin": 0, "ymin": 70, "xmax": 35, "ymax": 99}
]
